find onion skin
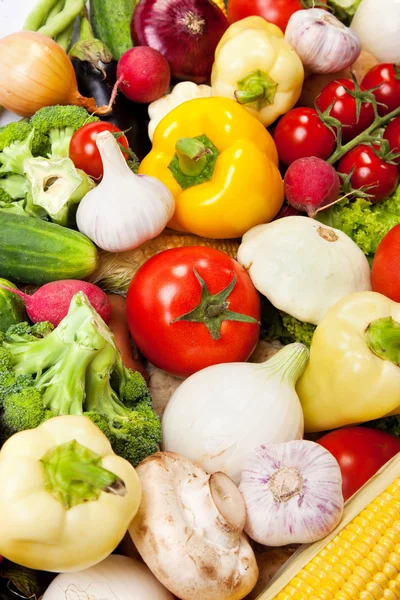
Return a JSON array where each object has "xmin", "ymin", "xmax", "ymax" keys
[
  {"xmin": 131, "ymin": 0, "xmax": 229, "ymax": 83},
  {"xmin": 0, "ymin": 32, "xmax": 111, "ymax": 117}
]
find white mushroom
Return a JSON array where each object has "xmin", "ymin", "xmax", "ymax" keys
[{"xmin": 129, "ymin": 452, "xmax": 259, "ymax": 600}]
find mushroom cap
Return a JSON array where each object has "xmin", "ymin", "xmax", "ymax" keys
[{"xmin": 129, "ymin": 452, "xmax": 258, "ymax": 600}]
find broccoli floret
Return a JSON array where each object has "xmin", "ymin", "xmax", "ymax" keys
[
  {"xmin": 2, "ymin": 388, "xmax": 52, "ymax": 436},
  {"xmin": 24, "ymin": 156, "xmax": 94, "ymax": 225},
  {"xmin": 0, "ymin": 120, "xmax": 49, "ymax": 157},
  {"xmin": 29, "ymin": 105, "xmax": 99, "ymax": 158},
  {"xmin": 0, "ymin": 292, "xmax": 159, "ymax": 465},
  {"xmin": 0, "ymin": 130, "xmax": 35, "ymax": 176},
  {"xmin": 260, "ymin": 297, "xmax": 316, "ymax": 347},
  {"xmin": 367, "ymin": 415, "xmax": 400, "ymax": 438},
  {"xmin": 0, "ymin": 370, "xmax": 33, "ymax": 405}
]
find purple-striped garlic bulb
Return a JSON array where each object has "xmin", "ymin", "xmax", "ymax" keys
[{"xmin": 239, "ymin": 440, "xmax": 344, "ymax": 546}]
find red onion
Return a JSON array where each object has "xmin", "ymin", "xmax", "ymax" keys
[{"xmin": 131, "ymin": 0, "xmax": 229, "ymax": 83}]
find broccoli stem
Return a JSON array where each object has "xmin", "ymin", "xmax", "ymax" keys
[
  {"xmin": 23, "ymin": 0, "xmax": 63, "ymax": 31},
  {"xmin": 38, "ymin": 0, "xmax": 86, "ymax": 38},
  {"xmin": 37, "ymin": 340, "xmax": 101, "ymax": 415},
  {"xmin": 84, "ymin": 345, "xmax": 131, "ymax": 418}
]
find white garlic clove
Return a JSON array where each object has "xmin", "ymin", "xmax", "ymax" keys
[
  {"xmin": 239, "ymin": 440, "xmax": 344, "ymax": 546},
  {"xmin": 285, "ymin": 8, "xmax": 361, "ymax": 74}
]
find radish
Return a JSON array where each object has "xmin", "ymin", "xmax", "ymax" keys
[
  {"xmin": 0, "ymin": 280, "xmax": 112, "ymax": 327},
  {"xmin": 113, "ymin": 47, "xmax": 171, "ymax": 104},
  {"xmin": 284, "ymin": 157, "xmax": 341, "ymax": 218}
]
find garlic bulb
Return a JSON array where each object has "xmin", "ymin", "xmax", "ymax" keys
[
  {"xmin": 162, "ymin": 343, "xmax": 308, "ymax": 485},
  {"xmin": 285, "ymin": 8, "xmax": 361, "ymax": 74},
  {"xmin": 237, "ymin": 216, "xmax": 371, "ymax": 326},
  {"xmin": 76, "ymin": 131, "xmax": 175, "ymax": 253},
  {"xmin": 239, "ymin": 440, "xmax": 344, "ymax": 546}
]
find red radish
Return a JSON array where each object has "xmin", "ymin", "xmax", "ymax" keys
[
  {"xmin": 284, "ymin": 157, "xmax": 341, "ymax": 218},
  {"xmin": 0, "ymin": 280, "xmax": 112, "ymax": 327},
  {"xmin": 112, "ymin": 47, "xmax": 171, "ymax": 105}
]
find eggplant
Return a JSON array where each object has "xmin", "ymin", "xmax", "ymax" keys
[{"xmin": 72, "ymin": 60, "xmax": 152, "ymax": 160}]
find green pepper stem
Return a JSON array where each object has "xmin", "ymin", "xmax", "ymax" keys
[
  {"xmin": 235, "ymin": 70, "xmax": 278, "ymax": 110},
  {"xmin": 175, "ymin": 138, "xmax": 212, "ymax": 177},
  {"xmin": 41, "ymin": 440, "xmax": 126, "ymax": 510},
  {"xmin": 365, "ymin": 317, "xmax": 400, "ymax": 366}
]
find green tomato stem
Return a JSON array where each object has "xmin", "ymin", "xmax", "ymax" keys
[
  {"xmin": 235, "ymin": 70, "xmax": 278, "ymax": 110},
  {"xmin": 41, "ymin": 440, "xmax": 126, "ymax": 510},
  {"xmin": 327, "ymin": 104, "xmax": 400, "ymax": 165},
  {"xmin": 365, "ymin": 317, "xmax": 400, "ymax": 366}
]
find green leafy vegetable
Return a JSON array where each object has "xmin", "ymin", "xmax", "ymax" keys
[{"xmin": 316, "ymin": 185, "xmax": 400, "ymax": 262}]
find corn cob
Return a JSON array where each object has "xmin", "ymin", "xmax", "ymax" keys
[
  {"xmin": 212, "ymin": 0, "xmax": 228, "ymax": 16},
  {"xmin": 88, "ymin": 230, "xmax": 240, "ymax": 294},
  {"xmin": 260, "ymin": 454, "xmax": 400, "ymax": 600}
]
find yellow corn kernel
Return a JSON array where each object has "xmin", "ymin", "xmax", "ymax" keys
[{"xmin": 263, "ymin": 465, "xmax": 400, "ymax": 600}]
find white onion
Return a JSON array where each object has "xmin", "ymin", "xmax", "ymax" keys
[
  {"xmin": 351, "ymin": 0, "xmax": 400, "ymax": 63},
  {"xmin": 42, "ymin": 554, "xmax": 174, "ymax": 599}
]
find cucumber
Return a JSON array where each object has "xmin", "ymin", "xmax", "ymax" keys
[
  {"xmin": 90, "ymin": 0, "xmax": 135, "ymax": 61},
  {"xmin": 0, "ymin": 214, "xmax": 98, "ymax": 285},
  {"xmin": 0, "ymin": 278, "xmax": 27, "ymax": 332}
]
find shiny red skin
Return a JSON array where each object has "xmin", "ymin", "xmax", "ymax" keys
[
  {"xmin": 116, "ymin": 47, "xmax": 171, "ymax": 104},
  {"xmin": 362, "ymin": 63, "xmax": 400, "ymax": 116},
  {"xmin": 383, "ymin": 116, "xmax": 400, "ymax": 168},
  {"xmin": 69, "ymin": 122, "xmax": 129, "ymax": 181},
  {"xmin": 318, "ymin": 427, "xmax": 400, "ymax": 501},
  {"xmin": 315, "ymin": 78, "xmax": 375, "ymax": 143},
  {"xmin": 372, "ymin": 224, "xmax": 400, "ymax": 301},
  {"xmin": 228, "ymin": 0, "xmax": 307, "ymax": 33},
  {"xmin": 126, "ymin": 247, "xmax": 261, "ymax": 378},
  {"xmin": 338, "ymin": 144, "xmax": 398, "ymax": 203},
  {"xmin": 274, "ymin": 107, "xmax": 336, "ymax": 166}
]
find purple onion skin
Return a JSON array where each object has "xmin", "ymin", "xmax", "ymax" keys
[{"xmin": 131, "ymin": 0, "xmax": 229, "ymax": 83}]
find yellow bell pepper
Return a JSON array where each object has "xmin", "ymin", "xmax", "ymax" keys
[
  {"xmin": 211, "ymin": 17, "xmax": 304, "ymax": 127},
  {"xmin": 139, "ymin": 97, "xmax": 284, "ymax": 239},
  {"xmin": 0, "ymin": 415, "xmax": 141, "ymax": 572},
  {"xmin": 297, "ymin": 291, "xmax": 400, "ymax": 433}
]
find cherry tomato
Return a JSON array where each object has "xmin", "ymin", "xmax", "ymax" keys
[
  {"xmin": 318, "ymin": 427, "xmax": 400, "ymax": 501},
  {"xmin": 362, "ymin": 63, "xmax": 400, "ymax": 116},
  {"xmin": 383, "ymin": 116, "xmax": 400, "ymax": 168},
  {"xmin": 338, "ymin": 144, "xmax": 398, "ymax": 203},
  {"xmin": 273, "ymin": 107, "xmax": 336, "ymax": 166},
  {"xmin": 126, "ymin": 247, "xmax": 261, "ymax": 378},
  {"xmin": 372, "ymin": 224, "xmax": 400, "ymax": 301},
  {"xmin": 315, "ymin": 78, "xmax": 375, "ymax": 143},
  {"xmin": 69, "ymin": 122, "xmax": 130, "ymax": 180}
]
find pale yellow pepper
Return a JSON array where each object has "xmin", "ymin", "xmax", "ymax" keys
[
  {"xmin": 211, "ymin": 16, "xmax": 304, "ymax": 127},
  {"xmin": 0, "ymin": 415, "xmax": 141, "ymax": 572},
  {"xmin": 297, "ymin": 292, "xmax": 400, "ymax": 433}
]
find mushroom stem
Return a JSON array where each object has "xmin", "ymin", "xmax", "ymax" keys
[{"xmin": 209, "ymin": 472, "xmax": 246, "ymax": 547}]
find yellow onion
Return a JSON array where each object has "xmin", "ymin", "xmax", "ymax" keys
[{"xmin": 0, "ymin": 32, "xmax": 112, "ymax": 117}]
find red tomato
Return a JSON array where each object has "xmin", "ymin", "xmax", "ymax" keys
[
  {"xmin": 383, "ymin": 116, "xmax": 400, "ymax": 168},
  {"xmin": 69, "ymin": 122, "xmax": 130, "ymax": 180},
  {"xmin": 362, "ymin": 63, "xmax": 400, "ymax": 116},
  {"xmin": 315, "ymin": 79, "xmax": 375, "ymax": 143},
  {"xmin": 338, "ymin": 144, "xmax": 398, "ymax": 203},
  {"xmin": 228, "ymin": 0, "xmax": 303, "ymax": 32},
  {"xmin": 371, "ymin": 224, "xmax": 400, "ymax": 301},
  {"xmin": 273, "ymin": 107, "xmax": 336, "ymax": 166},
  {"xmin": 126, "ymin": 247, "xmax": 261, "ymax": 378},
  {"xmin": 318, "ymin": 427, "xmax": 400, "ymax": 501}
]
